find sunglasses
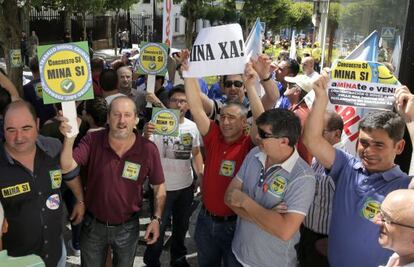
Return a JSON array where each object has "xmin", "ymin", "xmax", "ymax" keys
[
  {"xmin": 224, "ymin": 80, "xmax": 243, "ymax": 88},
  {"xmin": 258, "ymin": 128, "xmax": 280, "ymax": 139},
  {"xmin": 379, "ymin": 210, "xmax": 414, "ymax": 229}
]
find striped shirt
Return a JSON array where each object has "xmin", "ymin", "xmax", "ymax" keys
[{"xmin": 304, "ymin": 157, "xmax": 335, "ymax": 235}]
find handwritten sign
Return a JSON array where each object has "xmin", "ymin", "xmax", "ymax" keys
[{"xmin": 183, "ymin": 24, "xmax": 246, "ymax": 78}]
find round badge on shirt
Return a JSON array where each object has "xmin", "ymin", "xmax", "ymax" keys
[{"xmin": 46, "ymin": 194, "xmax": 60, "ymax": 210}]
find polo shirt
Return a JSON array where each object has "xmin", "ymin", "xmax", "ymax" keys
[
  {"xmin": 202, "ymin": 121, "xmax": 253, "ymax": 216},
  {"xmin": 290, "ymin": 102, "xmax": 312, "ymax": 164},
  {"xmin": 0, "ymin": 136, "xmax": 75, "ymax": 267},
  {"xmin": 328, "ymin": 149, "xmax": 411, "ymax": 267},
  {"xmin": 232, "ymin": 147, "xmax": 315, "ymax": 267},
  {"xmin": 73, "ymin": 128, "xmax": 164, "ymax": 224}
]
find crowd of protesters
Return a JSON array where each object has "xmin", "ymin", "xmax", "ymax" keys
[{"xmin": 0, "ymin": 32, "xmax": 414, "ymax": 267}]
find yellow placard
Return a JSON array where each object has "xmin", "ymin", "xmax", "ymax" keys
[{"xmin": 136, "ymin": 42, "xmax": 168, "ymax": 75}]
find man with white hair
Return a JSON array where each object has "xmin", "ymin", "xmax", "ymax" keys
[{"xmin": 376, "ymin": 189, "xmax": 414, "ymax": 267}]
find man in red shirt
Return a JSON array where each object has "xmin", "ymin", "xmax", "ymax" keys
[
  {"xmin": 59, "ymin": 96, "xmax": 166, "ymax": 267},
  {"xmin": 182, "ymin": 50, "xmax": 273, "ymax": 266}
]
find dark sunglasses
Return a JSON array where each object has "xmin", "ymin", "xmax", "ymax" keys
[
  {"xmin": 258, "ymin": 128, "xmax": 279, "ymax": 139},
  {"xmin": 224, "ymin": 80, "xmax": 243, "ymax": 88}
]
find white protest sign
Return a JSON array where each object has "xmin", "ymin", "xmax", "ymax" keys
[{"xmin": 183, "ymin": 24, "xmax": 246, "ymax": 78}]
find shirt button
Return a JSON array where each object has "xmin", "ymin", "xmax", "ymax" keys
[
  {"xmin": 45, "ymin": 254, "xmax": 48, "ymax": 258},
  {"xmin": 42, "ymin": 208, "xmax": 45, "ymax": 212},
  {"xmin": 44, "ymin": 240, "xmax": 48, "ymax": 244},
  {"xmin": 44, "ymin": 225, "xmax": 48, "ymax": 229},
  {"xmin": 38, "ymin": 192, "xmax": 42, "ymax": 196}
]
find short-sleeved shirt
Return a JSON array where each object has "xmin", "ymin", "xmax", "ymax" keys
[
  {"xmin": 203, "ymin": 121, "xmax": 253, "ymax": 216},
  {"xmin": 150, "ymin": 118, "xmax": 201, "ymax": 191},
  {"xmin": 290, "ymin": 102, "xmax": 312, "ymax": 164},
  {"xmin": 232, "ymin": 147, "xmax": 315, "ymax": 267},
  {"xmin": 328, "ymin": 149, "xmax": 411, "ymax": 267},
  {"xmin": 0, "ymin": 136, "xmax": 75, "ymax": 267},
  {"xmin": 73, "ymin": 129, "xmax": 165, "ymax": 224}
]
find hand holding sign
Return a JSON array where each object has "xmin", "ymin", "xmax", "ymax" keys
[
  {"xmin": 251, "ymin": 54, "xmax": 272, "ymax": 80},
  {"xmin": 395, "ymin": 86, "xmax": 414, "ymax": 123}
]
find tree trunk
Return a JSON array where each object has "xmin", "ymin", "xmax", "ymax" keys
[
  {"xmin": 114, "ymin": 10, "xmax": 119, "ymax": 56},
  {"xmin": 0, "ymin": 2, "xmax": 23, "ymax": 96},
  {"xmin": 327, "ymin": 23, "xmax": 337, "ymax": 67},
  {"xmin": 64, "ymin": 9, "xmax": 72, "ymax": 40},
  {"xmin": 82, "ymin": 12, "xmax": 87, "ymax": 41}
]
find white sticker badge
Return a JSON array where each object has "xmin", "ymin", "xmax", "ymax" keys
[{"xmin": 46, "ymin": 194, "xmax": 60, "ymax": 210}]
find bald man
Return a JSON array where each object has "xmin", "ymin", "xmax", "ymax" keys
[
  {"xmin": 376, "ymin": 189, "xmax": 414, "ymax": 267},
  {"xmin": 301, "ymin": 57, "xmax": 318, "ymax": 79}
]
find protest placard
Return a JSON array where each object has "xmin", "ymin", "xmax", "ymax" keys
[
  {"xmin": 151, "ymin": 108, "xmax": 180, "ymax": 136},
  {"xmin": 136, "ymin": 42, "xmax": 169, "ymax": 76},
  {"xmin": 329, "ymin": 60, "xmax": 399, "ymax": 110},
  {"xmin": 38, "ymin": 41, "xmax": 93, "ymax": 137},
  {"xmin": 183, "ymin": 24, "xmax": 246, "ymax": 78},
  {"xmin": 9, "ymin": 50, "xmax": 22, "ymax": 68}
]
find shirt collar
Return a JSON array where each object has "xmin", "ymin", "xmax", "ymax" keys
[
  {"xmin": 1, "ymin": 137, "xmax": 48, "ymax": 165},
  {"xmin": 352, "ymin": 161, "xmax": 404, "ymax": 181},
  {"xmin": 254, "ymin": 148, "xmax": 299, "ymax": 173}
]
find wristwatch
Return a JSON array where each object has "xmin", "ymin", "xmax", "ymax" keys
[{"xmin": 151, "ymin": 215, "xmax": 162, "ymax": 225}]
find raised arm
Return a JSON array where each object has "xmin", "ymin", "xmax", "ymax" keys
[
  {"xmin": 251, "ymin": 54, "xmax": 279, "ymax": 110},
  {"xmin": 58, "ymin": 116, "xmax": 79, "ymax": 173},
  {"xmin": 303, "ymin": 72, "xmax": 336, "ymax": 169},
  {"xmin": 0, "ymin": 71, "xmax": 20, "ymax": 101},
  {"xmin": 182, "ymin": 51, "xmax": 211, "ymax": 136},
  {"xmin": 244, "ymin": 61, "xmax": 264, "ymax": 144},
  {"xmin": 395, "ymin": 86, "xmax": 414, "ymax": 175}
]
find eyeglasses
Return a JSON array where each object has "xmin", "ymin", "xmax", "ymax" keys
[
  {"xmin": 169, "ymin": 98, "xmax": 187, "ymax": 105},
  {"xmin": 379, "ymin": 210, "xmax": 414, "ymax": 229},
  {"xmin": 257, "ymin": 128, "xmax": 280, "ymax": 139},
  {"xmin": 224, "ymin": 80, "xmax": 243, "ymax": 88}
]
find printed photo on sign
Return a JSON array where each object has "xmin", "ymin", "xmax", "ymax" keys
[
  {"xmin": 151, "ymin": 107, "xmax": 180, "ymax": 136},
  {"xmin": 183, "ymin": 24, "xmax": 246, "ymax": 78},
  {"xmin": 136, "ymin": 42, "xmax": 168, "ymax": 76},
  {"xmin": 37, "ymin": 41, "xmax": 93, "ymax": 104},
  {"xmin": 219, "ymin": 160, "xmax": 235, "ymax": 177},
  {"xmin": 328, "ymin": 60, "xmax": 399, "ymax": 110},
  {"xmin": 161, "ymin": 133, "xmax": 193, "ymax": 160},
  {"xmin": 46, "ymin": 194, "xmax": 60, "ymax": 210},
  {"xmin": 9, "ymin": 49, "xmax": 22, "ymax": 68},
  {"xmin": 122, "ymin": 161, "xmax": 141, "ymax": 181}
]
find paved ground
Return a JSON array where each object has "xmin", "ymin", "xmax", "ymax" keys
[{"xmin": 64, "ymin": 197, "xmax": 201, "ymax": 267}]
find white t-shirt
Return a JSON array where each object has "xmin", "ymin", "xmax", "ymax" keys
[
  {"xmin": 150, "ymin": 118, "xmax": 201, "ymax": 191},
  {"xmin": 105, "ymin": 93, "xmax": 126, "ymax": 105},
  {"xmin": 380, "ymin": 253, "xmax": 414, "ymax": 267}
]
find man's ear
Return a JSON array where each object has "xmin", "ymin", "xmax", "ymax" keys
[{"xmin": 395, "ymin": 139, "xmax": 405, "ymax": 155}]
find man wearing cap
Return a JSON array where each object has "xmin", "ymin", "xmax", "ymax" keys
[{"xmin": 284, "ymin": 75, "xmax": 313, "ymax": 164}]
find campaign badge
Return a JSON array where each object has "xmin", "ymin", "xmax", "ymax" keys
[
  {"xmin": 46, "ymin": 194, "xmax": 60, "ymax": 210},
  {"xmin": 9, "ymin": 49, "xmax": 22, "ymax": 68},
  {"xmin": 37, "ymin": 41, "xmax": 93, "ymax": 104},
  {"xmin": 49, "ymin": 169, "xmax": 62, "ymax": 189},
  {"xmin": 1, "ymin": 182, "xmax": 31, "ymax": 198},
  {"xmin": 152, "ymin": 108, "xmax": 180, "ymax": 136},
  {"xmin": 35, "ymin": 82, "xmax": 43, "ymax": 99},
  {"xmin": 219, "ymin": 160, "xmax": 236, "ymax": 177},
  {"xmin": 268, "ymin": 175, "xmax": 287, "ymax": 197},
  {"xmin": 360, "ymin": 197, "xmax": 381, "ymax": 222},
  {"xmin": 136, "ymin": 42, "xmax": 168, "ymax": 76},
  {"xmin": 181, "ymin": 133, "xmax": 193, "ymax": 146},
  {"xmin": 122, "ymin": 161, "xmax": 141, "ymax": 181}
]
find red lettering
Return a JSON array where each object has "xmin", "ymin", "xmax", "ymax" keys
[{"xmin": 335, "ymin": 105, "xmax": 360, "ymax": 142}]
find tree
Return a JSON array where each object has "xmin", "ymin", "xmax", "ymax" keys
[
  {"xmin": 0, "ymin": 1, "xmax": 23, "ymax": 95},
  {"xmin": 287, "ymin": 2, "xmax": 313, "ymax": 31}
]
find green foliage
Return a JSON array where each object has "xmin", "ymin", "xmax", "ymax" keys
[{"xmin": 287, "ymin": 2, "xmax": 313, "ymax": 30}]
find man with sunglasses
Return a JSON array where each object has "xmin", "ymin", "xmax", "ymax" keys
[
  {"xmin": 375, "ymin": 189, "xmax": 414, "ymax": 267},
  {"xmin": 304, "ymin": 74, "xmax": 414, "ymax": 267},
  {"xmin": 224, "ymin": 79, "xmax": 315, "ymax": 266},
  {"xmin": 200, "ymin": 55, "xmax": 280, "ymax": 130}
]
